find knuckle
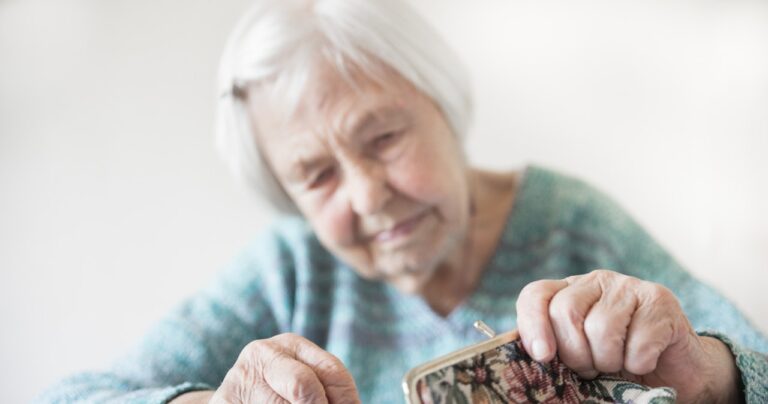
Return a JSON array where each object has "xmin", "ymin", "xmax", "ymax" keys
[
  {"xmin": 558, "ymin": 327, "xmax": 585, "ymax": 352},
  {"xmin": 289, "ymin": 370, "xmax": 324, "ymax": 403},
  {"xmin": 517, "ymin": 281, "xmax": 556, "ymax": 316},
  {"xmin": 645, "ymin": 283, "xmax": 677, "ymax": 306},
  {"xmin": 616, "ymin": 274, "xmax": 641, "ymax": 291},
  {"xmin": 240, "ymin": 340, "xmax": 268, "ymax": 365},
  {"xmin": 316, "ymin": 356, "xmax": 347, "ymax": 376},
  {"xmin": 264, "ymin": 350, "xmax": 282, "ymax": 369},
  {"xmin": 549, "ymin": 297, "xmax": 583, "ymax": 326},
  {"xmin": 241, "ymin": 339, "xmax": 283, "ymax": 369},
  {"xmin": 242, "ymin": 340, "xmax": 262, "ymax": 354},
  {"xmin": 233, "ymin": 358, "xmax": 255, "ymax": 379},
  {"xmin": 583, "ymin": 313, "xmax": 624, "ymax": 346},
  {"xmin": 583, "ymin": 315, "xmax": 611, "ymax": 341},
  {"xmin": 273, "ymin": 332, "xmax": 301, "ymax": 343},
  {"xmin": 588, "ymin": 269, "xmax": 625, "ymax": 287},
  {"xmin": 219, "ymin": 358, "xmax": 267, "ymax": 402},
  {"xmin": 626, "ymin": 340, "xmax": 665, "ymax": 375},
  {"xmin": 591, "ymin": 268, "xmax": 612, "ymax": 276},
  {"xmin": 589, "ymin": 269, "xmax": 614, "ymax": 280},
  {"xmin": 278, "ymin": 332, "xmax": 316, "ymax": 353},
  {"xmin": 518, "ymin": 281, "xmax": 548, "ymax": 301}
]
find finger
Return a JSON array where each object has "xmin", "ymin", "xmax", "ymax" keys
[
  {"xmin": 548, "ymin": 277, "xmax": 602, "ymax": 379},
  {"xmin": 247, "ymin": 379, "xmax": 291, "ymax": 404},
  {"xmin": 261, "ymin": 353, "xmax": 329, "ymax": 404},
  {"xmin": 583, "ymin": 281, "xmax": 638, "ymax": 373},
  {"xmin": 623, "ymin": 285, "xmax": 681, "ymax": 375},
  {"xmin": 281, "ymin": 334, "xmax": 361, "ymax": 404},
  {"xmin": 516, "ymin": 279, "xmax": 569, "ymax": 362},
  {"xmin": 253, "ymin": 338, "xmax": 331, "ymax": 404},
  {"xmin": 214, "ymin": 363, "xmax": 290, "ymax": 404}
]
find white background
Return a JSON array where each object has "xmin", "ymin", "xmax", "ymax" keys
[{"xmin": 1, "ymin": 0, "xmax": 766, "ymax": 402}]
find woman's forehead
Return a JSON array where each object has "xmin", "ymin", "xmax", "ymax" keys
[
  {"xmin": 265, "ymin": 97, "xmax": 411, "ymax": 156},
  {"xmin": 296, "ymin": 64, "xmax": 414, "ymax": 124},
  {"xmin": 253, "ymin": 68, "xmax": 415, "ymax": 140},
  {"xmin": 253, "ymin": 59, "xmax": 413, "ymax": 116}
]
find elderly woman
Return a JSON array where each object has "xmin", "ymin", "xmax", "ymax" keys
[{"xmin": 40, "ymin": 1, "xmax": 767, "ymax": 403}]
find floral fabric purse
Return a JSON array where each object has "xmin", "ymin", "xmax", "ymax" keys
[{"xmin": 402, "ymin": 322, "xmax": 676, "ymax": 404}]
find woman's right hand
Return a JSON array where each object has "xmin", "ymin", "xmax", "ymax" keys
[{"xmin": 176, "ymin": 333, "xmax": 361, "ymax": 404}]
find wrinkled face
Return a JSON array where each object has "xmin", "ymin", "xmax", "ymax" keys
[{"xmin": 247, "ymin": 63, "xmax": 471, "ymax": 293}]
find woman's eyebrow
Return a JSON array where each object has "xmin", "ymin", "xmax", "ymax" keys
[
  {"xmin": 287, "ymin": 156, "xmax": 327, "ymax": 181},
  {"xmin": 282, "ymin": 106, "xmax": 409, "ymax": 181},
  {"xmin": 347, "ymin": 106, "xmax": 404, "ymax": 137}
]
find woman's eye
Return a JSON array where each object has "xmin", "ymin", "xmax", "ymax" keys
[
  {"xmin": 309, "ymin": 167, "xmax": 335, "ymax": 189},
  {"xmin": 372, "ymin": 132, "xmax": 399, "ymax": 150}
]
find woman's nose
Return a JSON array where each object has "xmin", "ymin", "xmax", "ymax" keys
[{"xmin": 344, "ymin": 163, "xmax": 392, "ymax": 215}]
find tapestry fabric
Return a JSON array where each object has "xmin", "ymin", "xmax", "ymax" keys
[{"xmin": 416, "ymin": 338, "xmax": 675, "ymax": 404}]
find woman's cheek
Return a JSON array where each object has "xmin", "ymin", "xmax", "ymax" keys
[
  {"xmin": 315, "ymin": 192, "xmax": 357, "ymax": 247},
  {"xmin": 389, "ymin": 154, "xmax": 446, "ymax": 204},
  {"xmin": 312, "ymin": 195, "xmax": 380, "ymax": 278}
]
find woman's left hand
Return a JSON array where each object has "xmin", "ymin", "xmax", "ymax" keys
[{"xmin": 516, "ymin": 269, "xmax": 742, "ymax": 403}]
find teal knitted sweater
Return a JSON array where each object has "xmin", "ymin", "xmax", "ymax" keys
[{"xmin": 38, "ymin": 166, "xmax": 768, "ymax": 403}]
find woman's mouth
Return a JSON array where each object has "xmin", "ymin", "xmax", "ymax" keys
[{"xmin": 374, "ymin": 210, "xmax": 430, "ymax": 244}]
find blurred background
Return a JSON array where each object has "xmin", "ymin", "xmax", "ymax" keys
[{"xmin": 1, "ymin": 0, "xmax": 767, "ymax": 401}]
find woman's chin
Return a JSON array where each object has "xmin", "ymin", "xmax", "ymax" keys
[{"xmin": 381, "ymin": 264, "xmax": 435, "ymax": 295}]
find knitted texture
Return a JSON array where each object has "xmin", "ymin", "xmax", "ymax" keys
[
  {"xmin": 699, "ymin": 331, "xmax": 768, "ymax": 403},
  {"xmin": 36, "ymin": 166, "xmax": 768, "ymax": 403}
]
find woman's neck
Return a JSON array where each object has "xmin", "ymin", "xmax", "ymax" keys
[{"xmin": 420, "ymin": 168, "xmax": 519, "ymax": 317}]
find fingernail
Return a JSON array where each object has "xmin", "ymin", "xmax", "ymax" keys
[{"xmin": 532, "ymin": 339, "xmax": 549, "ymax": 360}]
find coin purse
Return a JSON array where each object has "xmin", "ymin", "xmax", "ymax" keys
[{"xmin": 402, "ymin": 322, "xmax": 677, "ymax": 404}]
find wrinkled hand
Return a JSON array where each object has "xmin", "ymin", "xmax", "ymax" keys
[
  {"xmin": 516, "ymin": 269, "xmax": 741, "ymax": 403},
  {"xmin": 210, "ymin": 333, "xmax": 361, "ymax": 404}
]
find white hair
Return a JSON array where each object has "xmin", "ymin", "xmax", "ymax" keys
[{"xmin": 215, "ymin": 0, "xmax": 473, "ymax": 214}]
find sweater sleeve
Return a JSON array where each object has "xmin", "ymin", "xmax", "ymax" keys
[
  {"xmin": 34, "ymin": 226, "xmax": 297, "ymax": 403},
  {"xmin": 567, "ymin": 175, "xmax": 768, "ymax": 403}
]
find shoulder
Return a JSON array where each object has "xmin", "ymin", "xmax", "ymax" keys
[
  {"xmin": 513, "ymin": 165, "xmax": 633, "ymax": 239},
  {"xmin": 209, "ymin": 215, "xmax": 337, "ymax": 330},
  {"xmin": 215, "ymin": 215, "xmax": 334, "ymax": 297},
  {"xmin": 232, "ymin": 215, "xmax": 336, "ymax": 279},
  {"xmin": 510, "ymin": 165, "xmax": 665, "ymax": 272},
  {"xmin": 514, "ymin": 165, "xmax": 684, "ymax": 279},
  {"xmin": 239, "ymin": 215, "xmax": 328, "ymax": 262}
]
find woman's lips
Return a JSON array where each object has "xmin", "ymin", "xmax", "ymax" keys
[{"xmin": 374, "ymin": 210, "xmax": 429, "ymax": 243}]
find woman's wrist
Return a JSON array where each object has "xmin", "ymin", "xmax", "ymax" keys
[
  {"xmin": 700, "ymin": 336, "xmax": 743, "ymax": 403},
  {"xmin": 169, "ymin": 390, "xmax": 215, "ymax": 404}
]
